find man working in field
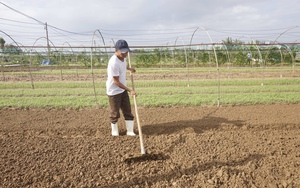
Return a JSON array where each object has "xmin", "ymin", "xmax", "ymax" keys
[
  {"xmin": 106, "ymin": 39, "xmax": 136, "ymax": 136},
  {"xmin": 247, "ymin": 52, "xmax": 252, "ymax": 65}
]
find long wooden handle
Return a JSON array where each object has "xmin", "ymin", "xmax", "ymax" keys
[
  {"xmin": 128, "ymin": 52, "xmax": 146, "ymax": 154},
  {"xmin": 133, "ymin": 96, "xmax": 145, "ymax": 154}
]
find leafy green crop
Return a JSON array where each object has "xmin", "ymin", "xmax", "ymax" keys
[{"xmin": 1, "ymin": 67, "xmax": 299, "ymax": 108}]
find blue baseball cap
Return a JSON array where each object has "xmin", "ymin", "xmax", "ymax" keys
[{"xmin": 115, "ymin": 39, "xmax": 131, "ymax": 53}]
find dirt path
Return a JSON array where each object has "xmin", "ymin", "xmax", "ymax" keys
[{"xmin": 1, "ymin": 104, "xmax": 300, "ymax": 187}]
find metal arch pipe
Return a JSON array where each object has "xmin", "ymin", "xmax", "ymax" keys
[
  {"xmin": 62, "ymin": 41, "xmax": 79, "ymax": 78},
  {"xmin": 174, "ymin": 36, "xmax": 188, "ymax": 82},
  {"xmin": 31, "ymin": 36, "xmax": 58, "ymax": 74},
  {"xmin": 0, "ymin": 30, "xmax": 35, "ymax": 88},
  {"xmin": 238, "ymin": 36, "xmax": 263, "ymax": 63},
  {"xmin": 94, "ymin": 29, "xmax": 109, "ymax": 60},
  {"xmin": 274, "ymin": 26, "xmax": 298, "ymax": 43},
  {"xmin": 189, "ymin": 27, "xmax": 221, "ymax": 106},
  {"xmin": 14, "ymin": 42, "xmax": 35, "ymax": 89},
  {"xmin": 278, "ymin": 43, "xmax": 296, "ymax": 74},
  {"xmin": 90, "ymin": 30, "xmax": 102, "ymax": 108},
  {"xmin": 218, "ymin": 40, "xmax": 232, "ymax": 69},
  {"xmin": 262, "ymin": 26, "xmax": 299, "ymax": 83},
  {"xmin": 31, "ymin": 37, "xmax": 58, "ymax": 87},
  {"xmin": 238, "ymin": 35, "xmax": 264, "ymax": 86},
  {"xmin": 197, "ymin": 27, "xmax": 220, "ymax": 107},
  {"xmin": 186, "ymin": 27, "xmax": 200, "ymax": 87},
  {"xmin": 62, "ymin": 42, "xmax": 75, "ymax": 54},
  {"xmin": 0, "ymin": 30, "xmax": 20, "ymax": 48},
  {"xmin": 32, "ymin": 37, "xmax": 58, "ymax": 52}
]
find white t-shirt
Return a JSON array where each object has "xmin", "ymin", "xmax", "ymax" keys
[{"xmin": 106, "ymin": 54, "xmax": 127, "ymax": 96}]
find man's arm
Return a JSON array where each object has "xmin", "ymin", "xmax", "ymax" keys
[{"xmin": 113, "ymin": 76, "xmax": 136, "ymax": 96}]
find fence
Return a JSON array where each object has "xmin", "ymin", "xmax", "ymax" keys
[{"xmin": 1, "ymin": 43, "xmax": 300, "ymax": 108}]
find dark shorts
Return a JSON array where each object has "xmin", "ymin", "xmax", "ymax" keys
[{"xmin": 108, "ymin": 91, "xmax": 134, "ymax": 124}]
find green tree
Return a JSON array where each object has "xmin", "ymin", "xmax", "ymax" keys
[
  {"xmin": 0, "ymin": 37, "xmax": 5, "ymax": 50},
  {"xmin": 235, "ymin": 51, "xmax": 247, "ymax": 66},
  {"xmin": 216, "ymin": 51, "xmax": 227, "ymax": 65},
  {"xmin": 199, "ymin": 51, "xmax": 210, "ymax": 65},
  {"xmin": 134, "ymin": 49, "xmax": 160, "ymax": 67},
  {"xmin": 3, "ymin": 44, "xmax": 22, "ymax": 54},
  {"xmin": 222, "ymin": 37, "xmax": 243, "ymax": 50}
]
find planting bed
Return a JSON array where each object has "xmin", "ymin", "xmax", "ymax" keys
[{"xmin": 1, "ymin": 104, "xmax": 300, "ymax": 187}]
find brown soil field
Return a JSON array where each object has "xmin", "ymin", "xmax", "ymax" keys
[{"xmin": 1, "ymin": 104, "xmax": 300, "ymax": 187}]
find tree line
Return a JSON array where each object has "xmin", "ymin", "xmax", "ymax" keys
[{"xmin": 1, "ymin": 36, "xmax": 299, "ymax": 68}]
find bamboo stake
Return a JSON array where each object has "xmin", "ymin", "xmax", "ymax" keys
[{"xmin": 128, "ymin": 52, "xmax": 146, "ymax": 155}]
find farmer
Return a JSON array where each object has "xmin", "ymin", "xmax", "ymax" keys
[
  {"xmin": 247, "ymin": 52, "xmax": 252, "ymax": 65},
  {"xmin": 106, "ymin": 39, "xmax": 136, "ymax": 136}
]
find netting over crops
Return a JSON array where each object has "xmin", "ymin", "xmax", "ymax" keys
[{"xmin": 1, "ymin": 8, "xmax": 300, "ymax": 108}]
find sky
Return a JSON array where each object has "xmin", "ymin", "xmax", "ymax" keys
[{"xmin": 0, "ymin": 0, "xmax": 300, "ymax": 49}]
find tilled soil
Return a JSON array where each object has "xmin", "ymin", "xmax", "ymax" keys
[{"xmin": 1, "ymin": 104, "xmax": 300, "ymax": 187}]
